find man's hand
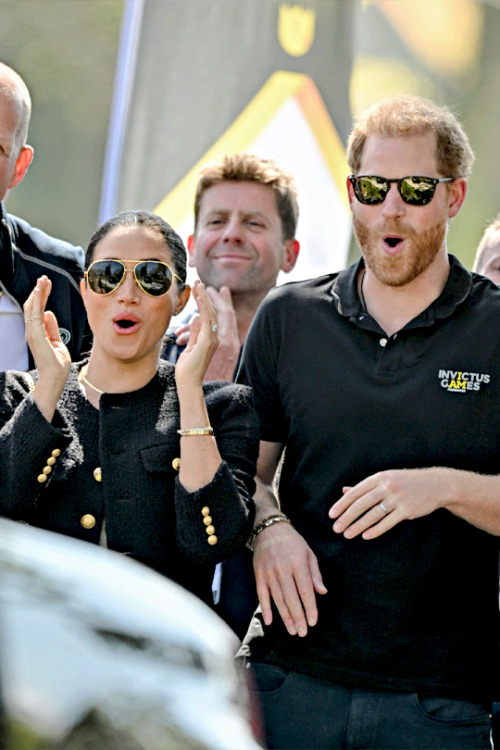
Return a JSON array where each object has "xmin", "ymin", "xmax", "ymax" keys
[
  {"xmin": 253, "ymin": 520, "xmax": 327, "ymax": 637},
  {"xmin": 175, "ymin": 285, "xmax": 240, "ymax": 382},
  {"xmin": 329, "ymin": 467, "xmax": 448, "ymax": 540}
]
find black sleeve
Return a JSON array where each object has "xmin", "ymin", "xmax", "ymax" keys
[
  {"xmin": 0, "ymin": 373, "xmax": 70, "ymax": 519},
  {"xmin": 174, "ymin": 382, "xmax": 259, "ymax": 564},
  {"xmin": 236, "ymin": 293, "xmax": 289, "ymax": 443}
]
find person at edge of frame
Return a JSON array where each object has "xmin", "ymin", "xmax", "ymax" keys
[
  {"xmin": 473, "ymin": 214, "xmax": 500, "ymax": 286},
  {"xmin": 0, "ymin": 61, "xmax": 89, "ymax": 369}
]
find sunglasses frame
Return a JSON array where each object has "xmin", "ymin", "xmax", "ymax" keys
[
  {"xmin": 84, "ymin": 258, "xmax": 182, "ymax": 297},
  {"xmin": 348, "ymin": 175, "xmax": 456, "ymax": 206}
]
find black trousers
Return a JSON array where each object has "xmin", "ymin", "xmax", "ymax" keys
[{"xmin": 251, "ymin": 662, "xmax": 492, "ymax": 750}]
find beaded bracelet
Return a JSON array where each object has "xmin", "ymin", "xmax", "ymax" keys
[
  {"xmin": 177, "ymin": 427, "xmax": 214, "ymax": 436},
  {"xmin": 247, "ymin": 513, "xmax": 291, "ymax": 551}
]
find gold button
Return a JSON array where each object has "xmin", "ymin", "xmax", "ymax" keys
[
  {"xmin": 207, "ymin": 535, "xmax": 218, "ymax": 546},
  {"xmin": 37, "ymin": 474, "xmax": 48, "ymax": 483},
  {"xmin": 205, "ymin": 525, "xmax": 215, "ymax": 535},
  {"xmin": 51, "ymin": 449, "xmax": 61, "ymax": 457},
  {"xmin": 81, "ymin": 514, "xmax": 96, "ymax": 529},
  {"xmin": 47, "ymin": 456, "xmax": 56, "ymax": 466},
  {"xmin": 201, "ymin": 506, "xmax": 210, "ymax": 516},
  {"xmin": 42, "ymin": 466, "xmax": 52, "ymax": 475},
  {"xmin": 93, "ymin": 467, "xmax": 102, "ymax": 483},
  {"xmin": 203, "ymin": 516, "xmax": 212, "ymax": 526},
  {"xmin": 172, "ymin": 457, "xmax": 181, "ymax": 471}
]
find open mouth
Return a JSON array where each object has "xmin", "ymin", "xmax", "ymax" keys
[
  {"xmin": 115, "ymin": 319, "xmax": 136, "ymax": 329},
  {"xmin": 384, "ymin": 237, "xmax": 403, "ymax": 248}
]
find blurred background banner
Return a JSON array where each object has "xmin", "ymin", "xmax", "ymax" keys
[
  {"xmin": 3, "ymin": 0, "xmax": 500, "ymax": 272},
  {"xmin": 100, "ymin": 0, "xmax": 355, "ymax": 285}
]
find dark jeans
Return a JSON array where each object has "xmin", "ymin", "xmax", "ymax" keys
[{"xmin": 251, "ymin": 662, "xmax": 492, "ymax": 749}]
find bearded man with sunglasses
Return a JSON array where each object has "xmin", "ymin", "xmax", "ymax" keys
[{"xmin": 237, "ymin": 95, "xmax": 500, "ymax": 749}]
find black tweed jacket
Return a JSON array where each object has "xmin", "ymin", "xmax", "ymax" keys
[{"xmin": 0, "ymin": 361, "xmax": 259, "ymax": 603}]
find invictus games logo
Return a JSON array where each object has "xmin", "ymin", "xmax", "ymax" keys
[{"xmin": 439, "ymin": 369, "xmax": 490, "ymax": 393}]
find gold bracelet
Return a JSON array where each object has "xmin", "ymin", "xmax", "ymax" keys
[{"xmin": 177, "ymin": 427, "xmax": 214, "ymax": 436}]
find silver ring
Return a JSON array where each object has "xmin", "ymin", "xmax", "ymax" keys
[
  {"xmin": 211, "ymin": 324, "xmax": 218, "ymax": 332},
  {"xmin": 379, "ymin": 502, "xmax": 389, "ymax": 515}
]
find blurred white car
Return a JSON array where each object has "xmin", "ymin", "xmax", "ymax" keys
[{"xmin": 0, "ymin": 518, "xmax": 264, "ymax": 749}]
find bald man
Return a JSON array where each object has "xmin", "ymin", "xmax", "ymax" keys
[{"xmin": 0, "ymin": 62, "xmax": 89, "ymax": 370}]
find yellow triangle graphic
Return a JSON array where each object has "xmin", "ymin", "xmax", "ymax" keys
[{"xmin": 154, "ymin": 71, "xmax": 349, "ymax": 226}]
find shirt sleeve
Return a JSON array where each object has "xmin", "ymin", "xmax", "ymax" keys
[{"xmin": 236, "ymin": 292, "xmax": 289, "ymax": 443}]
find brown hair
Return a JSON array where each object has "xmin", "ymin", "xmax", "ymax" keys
[
  {"xmin": 346, "ymin": 95, "xmax": 475, "ymax": 178},
  {"xmin": 193, "ymin": 153, "xmax": 299, "ymax": 239}
]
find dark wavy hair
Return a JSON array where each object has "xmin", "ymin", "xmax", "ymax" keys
[{"xmin": 85, "ymin": 211, "xmax": 187, "ymax": 287}]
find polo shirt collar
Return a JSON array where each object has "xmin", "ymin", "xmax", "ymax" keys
[{"xmin": 332, "ymin": 254, "xmax": 473, "ymax": 329}]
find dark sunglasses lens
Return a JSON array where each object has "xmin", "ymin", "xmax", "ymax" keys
[
  {"xmin": 135, "ymin": 261, "xmax": 173, "ymax": 296},
  {"xmin": 355, "ymin": 177, "xmax": 389, "ymax": 205},
  {"xmin": 87, "ymin": 261, "xmax": 125, "ymax": 294},
  {"xmin": 399, "ymin": 177, "xmax": 437, "ymax": 206}
]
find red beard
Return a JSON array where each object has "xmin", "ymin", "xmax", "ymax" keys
[{"xmin": 353, "ymin": 216, "xmax": 447, "ymax": 287}]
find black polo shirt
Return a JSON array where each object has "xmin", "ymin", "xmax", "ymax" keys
[{"xmin": 237, "ymin": 255, "xmax": 500, "ymax": 701}]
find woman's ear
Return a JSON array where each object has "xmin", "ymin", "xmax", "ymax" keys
[{"xmin": 174, "ymin": 284, "xmax": 191, "ymax": 316}]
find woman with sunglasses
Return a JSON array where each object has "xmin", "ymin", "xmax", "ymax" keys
[{"xmin": 0, "ymin": 210, "xmax": 259, "ymax": 604}]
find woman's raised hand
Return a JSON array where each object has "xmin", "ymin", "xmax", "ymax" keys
[
  {"xmin": 23, "ymin": 276, "xmax": 71, "ymax": 420},
  {"xmin": 175, "ymin": 280, "xmax": 220, "ymax": 388}
]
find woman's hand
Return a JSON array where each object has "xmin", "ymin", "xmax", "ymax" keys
[
  {"xmin": 175, "ymin": 281, "xmax": 222, "ymax": 493},
  {"xmin": 175, "ymin": 280, "xmax": 220, "ymax": 389},
  {"xmin": 23, "ymin": 276, "xmax": 71, "ymax": 421}
]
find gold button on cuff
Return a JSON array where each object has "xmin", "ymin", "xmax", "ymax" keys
[
  {"xmin": 172, "ymin": 457, "xmax": 181, "ymax": 471},
  {"xmin": 38, "ymin": 448, "xmax": 61, "ymax": 483},
  {"xmin": 207, "ymin": 535, "xmax": 218, "ymax": 546},
  {"xmin": 81, "ymin": 514, "xmax": 96, "ymax": 529},
  {"xmin": 201, "ymin": 506, "xmax": 210, "ymax": 516},
  {"xmin": 203, "ymin": 516, "xmax": 212, "ymax": 526},
  {"xmin": 93, "ymin": 467, "xmax": 102, "ymax": 483},
  {"xmin": 205, "ymin": 525, "xmax": 215, "ymax": 535}
]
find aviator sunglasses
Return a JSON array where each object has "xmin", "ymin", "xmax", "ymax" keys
[
  {"xmin": 85, "ymin": 259, "xmax": 182, "ymax": 297},
  {"xmin": 348, "ymin": 175, "xmax": 456, "ymax": 206}
]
